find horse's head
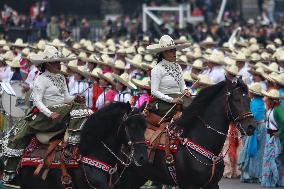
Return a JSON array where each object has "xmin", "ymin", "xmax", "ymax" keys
[
  {"xmin": 118, "ymin": 104, "xmax": 148, "ymax": 166},
  {"xmin": 225, "ymin": 77, "xmax": 256, "ymax": 136}
]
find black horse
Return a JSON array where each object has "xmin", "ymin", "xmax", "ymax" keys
[
  {"xmin": 120, "ymin": 78, "xmax": 256, "ymax": 189},
  {"xmin": 17, "ymin": 102, "xmax": 148, "ymax": 189}
]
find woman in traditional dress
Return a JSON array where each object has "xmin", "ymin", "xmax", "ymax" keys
[
  {"xmin": 261, "ymin": 89, "xmax": 284, "ymax": 187},
  {"xmin": 239, "ymin": 82, "xmax": 266, "ymax": 183},
  {"xmin": 2, "ymin": 46, "xmax": 90, "ymax": 183},
  {"xmin": 146, "ymin": 35, "xmax": 192, "ymax": 117}
]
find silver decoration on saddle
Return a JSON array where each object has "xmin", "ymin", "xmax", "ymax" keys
[{"xmin": 70, "ymin": 109, "xmax": 93, "ymax": 119}]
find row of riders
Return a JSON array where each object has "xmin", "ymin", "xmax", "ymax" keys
[{"xmin": 0, "ymin": 34, "xmax": 282, "ymax": 188}]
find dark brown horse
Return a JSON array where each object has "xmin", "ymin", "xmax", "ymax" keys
[{"xmin": 119, "ymin": 77, "xmax": 256, "ymax": 189}]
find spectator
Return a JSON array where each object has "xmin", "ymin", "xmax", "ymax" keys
[
  {"xmin": 46, "ymin": 16, "xmax": 60, "ymax": 40},
  {"xmin": 80, "ymin": 18, "xmax": 90, "ymax": 39}
]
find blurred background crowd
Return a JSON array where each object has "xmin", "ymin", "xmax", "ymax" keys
[{"xmin": 0, "ymin": 0, "xmax": 284, "ymax": 45}]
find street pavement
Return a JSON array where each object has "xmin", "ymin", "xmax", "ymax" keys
[{"xmin": 220, "ymin": 178, "xmax": 262, "ymax": 189}]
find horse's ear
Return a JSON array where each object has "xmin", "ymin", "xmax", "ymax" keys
[{"xmin": 137, "ymin": 102, "xmax": 147, "ymax": 113}]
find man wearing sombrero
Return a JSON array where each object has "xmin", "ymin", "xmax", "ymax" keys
[
  {"xmin": 2, "ymin": 46, "xmax": 90, "ymax": 183},
  {"xmin": 146, "ymin": 35, "xmax": 191, "ymax": 117}
]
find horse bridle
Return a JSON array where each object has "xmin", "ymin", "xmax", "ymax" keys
[{"xmin": 226, "ymin": 86, "xmax": 253, "ymax": 135}]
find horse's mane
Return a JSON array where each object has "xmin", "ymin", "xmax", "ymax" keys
[
  {"xmin": 177, "ymin": 81, "xmax": 226, "ymax": 128},
  {"xmin": 80, "ymin": 102, "xmax": 131, "ymax": 155}
]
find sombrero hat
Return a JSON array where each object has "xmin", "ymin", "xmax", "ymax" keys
[
  {"xmin": 200, "ymin": 36, "xmax": 216, "ymax": 47},
  {"xmin": 203, "ymin": 52, "xmax": 225, "ymax": 65},
  {"xmin": 177, "ymin": 55, "xmax": 189, "ymax": 66},
  {"xmin": 91, "ymin": 67, "xmax": 103, "ymax": 78},
  {"xmin": 48, "ymin": 39, "xmax": 65, "ymax": 48},
  {"xmin": 0, "ymin": 51, "xmax": 15, "ymax": 62},
  {"xmin": 248, "ymin": 61, "xmax": 266, "ymax": 69},
  {"xmin": 30, "ymin": 46, "xmax": 76, "ymax": 65},
  {"xmin": 69, "ymin": 65, "xmax": 91, "ymax": 78},
  {"xmin": 141, "ymin": 61, "xmax": 156, "ymax": 71},
  {"xmin": 223, "ymin": 57, "xmax": 236, "ymax": 66},
  {"xmin": 191, "ymin": 59, "xmax": 205, "ymax": 70},
  {"xmin": 111, "ymin": 73, "xmax": 137, "ymax": 90},
  {"xmin": 146, "ymin": 35, "xmax": 190, "ymax": 54},
  {"xmin": 125, "ymin": 54, "xmax": 143, "ymax": 69},
  {"xmin": 248, "ymin": 67, "xmax": 265, "ymax": 76},
  {"xmin": 137, "ymin": 46, "xmax": 146, "ymax": 54},
  {"xmin": 21, "ymin": 48, "xmax": 30, "ymax": 59},
  {"xmin": 0, "ymin": 39, "xmax": 7, "ymax": 46},
  {"xmin": 274, "ymin": 38, "xmax": 282, "ymax": 46},
  {"xmin": 6, "ymin": 58, "xmax": 21, "ymax": 68},
  {"xmin": 2, "ymin": 45, "xmax": 10, "ymax": 52},
  {"xmin": 231, "ymin": 52, "xmax": 247, "ymax": 62},
  {"xmin": 97, "ymin": 72, "xmax": 116, "ymax": 86},
  {"xmin": 271, "ymin": 74, "xmax": 284, "ymax": 86},
  {"xmin": 131, "ymin": 77, "xmax": 151, "ymax": 90},
  {"xmin": 11, "ymin": 38, "xmax": 28, "ymax": 48},
  {"xmin": 196, "ymin": 74, "xmax": 214, "ymax": 86},
  {"xmin": 249, "ymin": 44, "xmax": 260, "ymax": 52},
  {"xmin": 248, "ymin": 82, "xmax": 263, "ymax": 96},
  {"xmin": 262, "ymin": 72, "xmax": 278, "ymax": 82},
  {"xmin": 261, "ymin": 89, "xmax": 284, "ymax": 99},
  {"xmin": 224, "ymin": 65, "xmax": 239, "ymax": 76},
  {"xmin": 143, "ymin": 54, "xmax": 154, "ymax": 64},
  {"xmin": 36, "ymin": 40, "xmax": 46, "ymax": 50},
  {"xmin": 249, "ymin": 53, "xmax": 261, "ymax": 62},
  {"xmin": 112, "ymin": 60, "xmax": 126, "ymax": 70},
  {"xmin": 183, "ymin": 71, "xmax": 196, "ymax": 82},
  {"xmin": 262, "ymin": 62, "xmax": 280, "ymax": 73},
  {"xmin": 249, "ymin": 37, "xmax": 257, "ymax": 45}
]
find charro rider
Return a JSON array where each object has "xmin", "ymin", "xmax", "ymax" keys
[
  {"xmin": 147, "ymin": 35, "xmax": 192, "ymax": 118},
  {"xmin": 2, "ymin": 46, "xmax": 92, "ymax": 183}
]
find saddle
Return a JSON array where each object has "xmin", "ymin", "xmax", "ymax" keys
[
  {"xmin": 20, "ymin": 136, "xmax": 80, "ymax": 185},
  {"xmin": 144, "ymin": 107, "xmax": 182, "ymax": 163}
]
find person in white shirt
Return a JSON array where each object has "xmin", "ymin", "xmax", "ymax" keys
[
  {"xmin": 2, "ymin": 46, "xmax": 90, "ymax": 183},
  {"xmin": 203, "ymin": 53, "xmax": 225, "ymax": 84},
  {"xmin": 0, "ymin": 57, "xmax": 13, "ymax": 82},
  {"xmin": 112, "ymin": 73, "xmax": 135, "ymax": 104},
  {"xmin": 146, "ymin": 35, "xmax": 191, "ymax": 117}
]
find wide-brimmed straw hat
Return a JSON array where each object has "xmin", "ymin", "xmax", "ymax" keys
[
  {"xmin": 224, "ymin": 65, "xmax": 239, "ymax": 76},
  {"xmin": 48, "ymin": 39, "xmax": 65, "ymax": 48},
  {"xmin": 263, "ymin": 62, "xmax": 280, "ymax": 73},
  {"xmin": 196, "ymin": 74, "xmax": 213, "ymax": 86},
  {"xmin": 232, "ymin": 52, "xmax": 247, "ymax": 62},
  {"xmin": 11, "ymin": 38, "xmax": 28, "ymax": 48},
  {"xmin": 248, "ymin": 82, "xmax": 263, "ymax": 96},
  {"xmin": 177, "ymin": 55, "xmax": 189, "ymax": 66},
  {"xmin": 111, "ymin": 73, "xmax": 137, "ymax": 90},
  {"xmin": 203, "ymin": 52, "xmax": 224, "ymax": 65},
  {"xmin": 69, "ymin": 65, "xmax": 91, "ymax": 78},
  {"xmin": 112, "ymin": 60, "xmax": 126, "ymax": 70},
  {"xmin": 30, "ymin": 46, "xmax": 76, "ymax": 65},
  {"xmin": 97, "ymin": 72, "xmax": 116, "ymax": 86},
  {"xmin": 91, "ymin": 67, "xmax": 103, "ymax": 78},
  {"xmin": 191, "ymin": 59, "xmax": 205, "ymax": 70},
  {"xmin": 183, "ymin": 71, "xmax": 196, "ymax": 82},
  {"xmin": 248, "ymin": 67, "xmax": 265, "ymax": 76},
  {"xmin": 6, "ymin": 58, "xmax": 21, "ymax": 68},
  {"xmin": 125, "ymin": 54, "xmax": 143, "ymax": 69},
  {"xmin": 131, "ymin": 77, "xmax": 151, "ymax": 90},
  {"xmin": 0, "ymin": 39, "xmax": 7, "ymax": 46},
  {"xmin": 146, "ymin": 35, "xmax": 190, "ymax": 54},
  {"xmin": 261, "ymin": 89, "xmax": 284, "ymax": 99},
  {"xmin": 200, "ymin": 36, "xmax": 216, "ymax": 47},
  {"xmin": 271, "ymin": 74, "xmax": 284, "ymax": 86}
]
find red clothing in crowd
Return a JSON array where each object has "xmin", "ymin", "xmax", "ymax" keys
[{"xmin": 92, "ymin": 83, "xmax": 103, "ymax": 111}]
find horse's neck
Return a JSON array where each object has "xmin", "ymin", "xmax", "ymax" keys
[
  {"xmin": 91, "ymin": 135, "xmax": 121, "ymax": 165},
  {"xmin": 185, "ymin": 89, "xmax": 230, "ymax": 155}
]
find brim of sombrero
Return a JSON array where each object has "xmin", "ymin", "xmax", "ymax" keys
[
  {"xmin": 224, "ymin": 68, "xmax": 239, "ymax": 76},
  {"xmin": 204, "ymin": 58, "xmax": 225, "ymax": 65},
  {"xmin": 141, "ymin": 63, "xmax": 155, "ymax": 70},
  {"xmin": 271, "ymin": 76, "xmax": 284, "ymax": 86},
  {"xmin": 10, "ymin": 44, "xmax": 28, "ymax": 48},
  {"xmin": 30, "ymin": 55, "xmax": 76, "ymax": 65},
  {"xmin": 146, "ymin": 43, "xmax": 191, "ymax": 54},
  {"xmin": 6, "ymin": 60, "xmax": 21, "ymax": 68},
  {"xmin": 248, "ymin": 88, "xmax": 263, "ymax": 96},
  {"xmin": 68, "ymin": 66, "xmax": 91, "ymax": 78},
  {"xmin": 79, "ymin": 57, "xmax": 98, "ymax": 63},
  {"xmin": 196, "ymin": 80, "xmax": 213, "ymax": 86},
  {"xmin": 261, "ymin": 90, "xmax": 284, "ymax": 99},
  {"xmin": 111, "ymin": 73, "xmax": 137, "ymax": 90},
  {"xmin": 131, "ymin": 78, "xmax": 151, "ymax": 90},
  {"xmin": 125, "ymin": 58, "xmax": 143, "ymax": 69},
  {"xmin": 97, "ymin": 72, "xmax": 115, "ymax": 86}
]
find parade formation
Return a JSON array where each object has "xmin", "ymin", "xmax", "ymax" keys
[{"xmin": 0, "ymin": 1, "xmax": 283, "ymax": 189}]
